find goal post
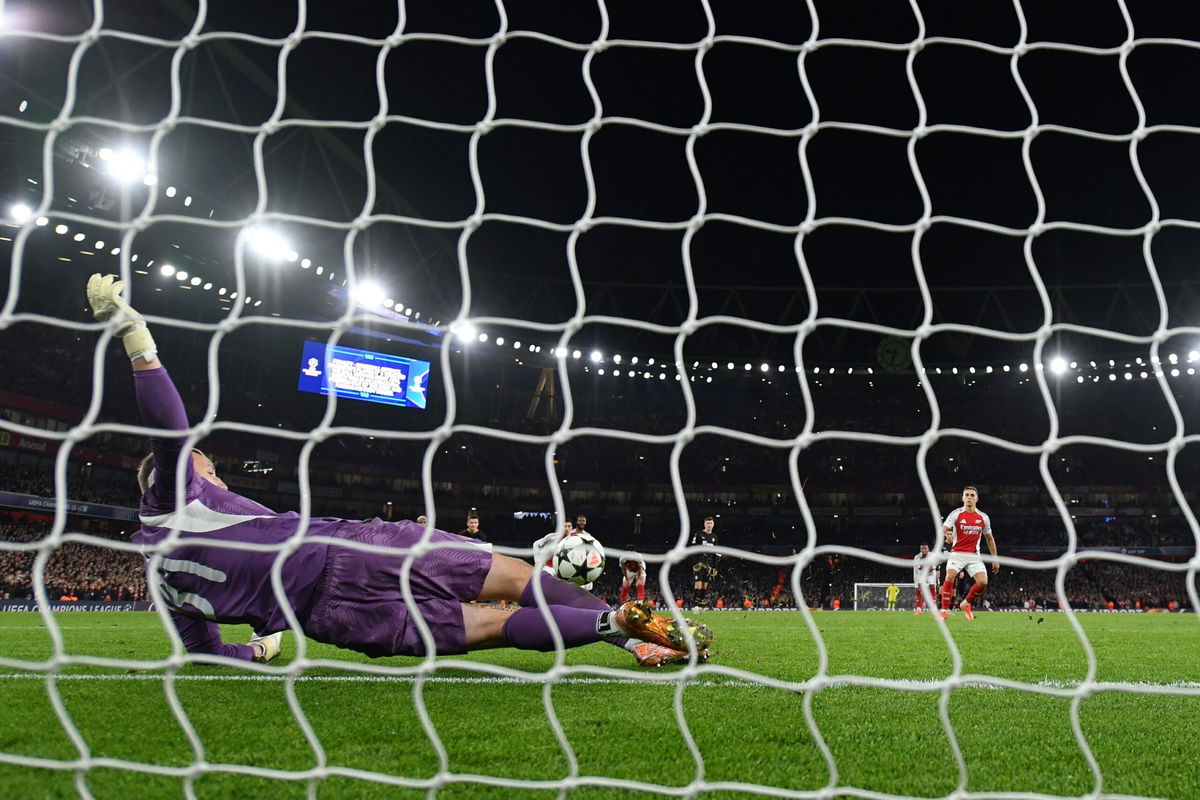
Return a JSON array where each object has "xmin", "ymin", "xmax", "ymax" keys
[{"xmin": 853, "ymin": 582, "xmax": 917, "ymax": 611}]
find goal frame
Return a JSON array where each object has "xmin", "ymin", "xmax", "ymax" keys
[{"xmin": 853, "ymin": 582, "xmax": 918, "ymax": 611}]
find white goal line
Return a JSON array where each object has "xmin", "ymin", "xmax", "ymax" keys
[{"xmin": 0, "ymin": 672, "xmax": 1198, "ymax": 694}]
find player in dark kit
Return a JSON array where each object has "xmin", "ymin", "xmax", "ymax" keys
[
  {"xmin": 88, "ymin": 274, "xmax": 712, "ymax": 667},
  {"xmin": 690, "ymin": 516, "xmax": 719, "ymax": 605}
]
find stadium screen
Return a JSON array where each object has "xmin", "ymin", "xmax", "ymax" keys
[{"xmin": 296, "ymin": 340, "xmax": 430, "ymax": 409}]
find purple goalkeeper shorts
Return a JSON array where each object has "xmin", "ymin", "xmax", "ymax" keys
[{"xmin": 303, "ymin": 520, "xmax": 493, "ymax": 657}]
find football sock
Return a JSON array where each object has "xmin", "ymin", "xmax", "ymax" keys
[
  {"xmin": 620, "ymin": 585, "xmax": 630, "ymax": 603},
  {"xmin": 502, "ymin": 606, "xmax": 606, "ymax": 651},
  {"xmin": 964, "ymin": 583, "xmax": 983, "ymax": 605},
  {"xmin": 636, "ymin": 585, "xmax": 645, "ymax": 602},
  {"xmin": 520, "ymin": 570, "xmax": 630, "ymax": 647},
  {"xmin": 940, "ymin": 580, "xmax": 954, "ymax": 610}
]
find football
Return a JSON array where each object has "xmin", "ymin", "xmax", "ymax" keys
[{"xmin": 553, "ymin": 532, "xmax": 606, "ymax": 586}]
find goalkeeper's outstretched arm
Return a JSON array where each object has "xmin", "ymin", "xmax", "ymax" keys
[
  {"xmin": 87, "ymin": 274, "xmax": 194, "ymax": 500},
  {"xmin": 88, "ymin": 274, "xmax": 279, "ymax": 664}
]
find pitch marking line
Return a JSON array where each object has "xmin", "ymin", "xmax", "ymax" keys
[{"xmin": 0, "ymin": 673, "xmax": 1198, "ymax": 690}]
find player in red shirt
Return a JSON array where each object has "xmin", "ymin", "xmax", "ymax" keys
[
  {"xmin": 619, "ymin": 552, "xmax": 647, "ymax": 603},
  {"xmin": 939, "ymin": 486, "xmax": 999, "ymax": 621},
  {"xmin": 912, "ymin": 543, "xmax": 940, "ymax": 615}
]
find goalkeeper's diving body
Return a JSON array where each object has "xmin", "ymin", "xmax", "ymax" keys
[{"xmin": 86, "ymin": 274, "xmax": 712, "ymax": 668}]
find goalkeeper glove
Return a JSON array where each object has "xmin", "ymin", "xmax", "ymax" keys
[
  {"xmin": 249, "ymin": 631, "xmax": 282, "ymax": 664},
  {"xmin": 86, "ymin": 273, "xmax": 157, "ymax": 363}
]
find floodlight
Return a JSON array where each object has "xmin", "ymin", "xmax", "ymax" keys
[
  {"xmin": 479, "ymin": 333, "xmax": 489, "ymax": 343},
  {"xmin": 590, "ymin": 350, "xmax": 602, "ymax": 363},
  {"xmin": 8, "ymin": 203, "xmax": 32, "ymax": 222},
  {"xmin": 247, "ymin": 228, "xmax": 291, "ymax": 260},
  {"xmin": 104, "ymin": 150, "xmax": 147, "ymax": 184},
  {"xmin": 165, "ymin": 186, "xmax": 177, "ymax": 198},
  {"xmin": 175, "ymin": 271, "xmax": 188, "ymax": 281},
  {"xmin": 35, "ymin": 216, "xmax": 48, "ymax": 226},
  {"xmin": 72, "ymin": 233, "xmax": 85, "ymax": 242},
  {"xmin": 495, "ymin": 337, "xmax": 505, "ymax": 346},
  {"xmin": 350, "ymin": 281, "xmax": 386, "ymax": 308},
  {"xmin": 450, "ymin": 322, "xmax": 477, "ymax": 342},
  {"xmin": 1050, "ymin": 357, "xmax": 1067, "ymax": 375},
  {"xmin": 160, "ymin": 265, "xmax": 175, "ymax": 277},
  {"xmin": 190, "ymin": 277, "xmax": 201, "ymax": 286}
]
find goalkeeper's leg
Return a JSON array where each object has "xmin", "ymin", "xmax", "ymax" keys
[{"xmin": 481, "ymin": 554, "xmax": 647, "ymax": 655}]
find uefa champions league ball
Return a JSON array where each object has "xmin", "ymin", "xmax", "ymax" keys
[{"xmin": 553, "ymin": 533, "xmax": 606, "ymax": 585}]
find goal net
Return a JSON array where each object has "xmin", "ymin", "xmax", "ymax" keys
[
  {"xmin": 853, "ymin": 582, "xmax": 917, "ymax": 611},
  {"xmin": 2, "ymin": 1, "xmax": 1199, "ymax": 798}
]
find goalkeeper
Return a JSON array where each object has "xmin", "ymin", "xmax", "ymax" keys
[{"xmin": 87, "ymin": 274, "xmax": 712, "ymax": 667}]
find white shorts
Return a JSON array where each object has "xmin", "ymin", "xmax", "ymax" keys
[{"xmin": 945, "ymin": 555, "xmax": 986, "ymax": 578}]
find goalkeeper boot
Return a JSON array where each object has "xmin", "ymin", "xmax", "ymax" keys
[
  {"xmin": 615, "ymin": 601, "xmax": 714, "ymax": 652},
  {"xmin": 960, "ymin": 601, "xmax": 974, "ymax": 621},
  {"xmin": 633, "ymin": 642, "xmax": 709, "ymax": 667}
]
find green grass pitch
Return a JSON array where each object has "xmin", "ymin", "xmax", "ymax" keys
[{"xmin": 1, "ymin": 609, "xmax": 1197, "ymax": 799}]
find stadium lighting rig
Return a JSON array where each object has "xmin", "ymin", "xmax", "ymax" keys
[
  {"xmin": 96, "ymin": 147, "xmax": 155, "ymax": 186},
  {"xmin": 12, "ymin": 183, "xmax": 1200, "ymax": 386}
]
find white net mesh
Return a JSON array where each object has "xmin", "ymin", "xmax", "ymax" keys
[{"xmin": 2, "ymin": 0, "xmax": 1200, "ymax": 797}]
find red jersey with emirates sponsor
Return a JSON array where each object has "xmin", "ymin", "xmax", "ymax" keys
[{"xmin": 942, "ymin": 507, "xmax": 992, "ymax": 554}]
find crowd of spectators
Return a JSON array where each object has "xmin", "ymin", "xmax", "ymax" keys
[
  {"xmin": 0, "ymin": 520, "xmax": 147, "ymax": 602},
  {"xmin": 1, "ymin": 324, "xmax": 1197, "ymax": 613},
  {"xmin": 1, "ymin": 513, "xmax": 1190, "ymax": 610}
]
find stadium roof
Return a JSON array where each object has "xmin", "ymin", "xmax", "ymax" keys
[{"xmin": 5, "ymin": 0, "xmax": 1200, "ymax": 370}]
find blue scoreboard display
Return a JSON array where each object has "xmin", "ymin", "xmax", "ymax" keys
[{"xmin": 296, "ymin": 341, "xmax": 430, "ymax": 409}]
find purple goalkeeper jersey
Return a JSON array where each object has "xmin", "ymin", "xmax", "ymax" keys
[{"xmin": 130, "ymin": 367, "xmax": 340, "ymax": 660}]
